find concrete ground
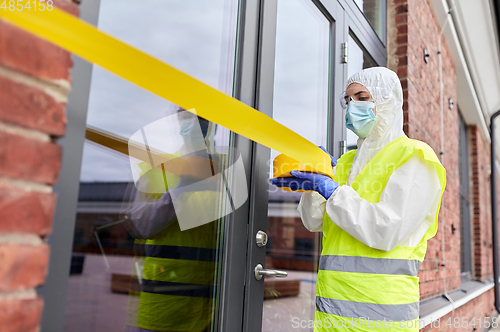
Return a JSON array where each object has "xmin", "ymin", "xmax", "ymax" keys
[
  {"xmin": 63, "ymin": 254, "xmax": 318, "ymax": 332},
  {"xmin": 64, "ymin": 254, "xmax": 132, "ymax": 332},
  {"xmin": 262, "ymin": 270, "xmax": 317, "ymax": 332}
]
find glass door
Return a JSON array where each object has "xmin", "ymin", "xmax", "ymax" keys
[
  {"xmin": 61, "ymin": 1, "xmax": 241, "ymax": 331},
  {"xmin": 258, "ymin": 0, "xmax": 341, "ymax": 330},
  {"xmin": 250, "ymin": 0, "xmax": 387, "ymax": 329}
]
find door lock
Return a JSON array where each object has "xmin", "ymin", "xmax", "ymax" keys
[
  {"xmin": 255, "ymin": 230, "xmax": 268, "ymax": 247},
  {"xmin": 254, "ymin": 264, "xmax": 287, "ymax": 280}
]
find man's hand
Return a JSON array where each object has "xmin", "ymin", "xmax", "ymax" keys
[
  {"xmin": 318, "ymin": 145, "xmax": 337, "ymax": 168},
  {"xmin": 271, "ymin": 170, "xmax": 339, "ymax": 200}
]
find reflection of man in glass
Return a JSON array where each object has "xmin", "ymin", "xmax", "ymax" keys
[{"xmin": 125, "ymin": 108, "xmax": 220, "ymax": 332}]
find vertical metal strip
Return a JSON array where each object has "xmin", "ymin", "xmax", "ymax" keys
[
  {"xmin": 490, "ymin": 110, "xmax": 500, "ymax": 313},
  {"xmin": 219, "ymin": 0, "xmax": 262, "ymax": 331},
  {"xmin": 39, "ymin": 1, "xmax": 101, "ymax": 331},
  {"xmin": 241, "ymin": 0, "xmax": 277, "ymax": 331},
  {"xmin": 333, "ymin": 0, "xmax": 347, "ymax": 158}
]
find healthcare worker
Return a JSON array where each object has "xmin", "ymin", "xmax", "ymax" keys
[
  {"xmin": 125, "ymin": 108, "xmax": 221, "ymax": 332},
  {"xmin": 272, "ymin": 67, "xmax": 446, "ymax": 331}
]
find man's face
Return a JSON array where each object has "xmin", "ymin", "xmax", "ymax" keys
[
  {"xmin": 343, "ymin": 83, "xmax": 376, "ymax": 115},
  {"xmin": 177, "ymin": 110, "xmax": 209, "ymax": 138},
  {"xmin": 177, "ymin": 110, "xmax": 197, "ymax": 122}
]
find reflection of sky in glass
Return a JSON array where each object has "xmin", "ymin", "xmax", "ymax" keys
[
  {"xmin": 346, "ymin": 34, "xmax": 365, "ymax": 150},
  {"xmin": 80, "ymin": 0, "xmax": 238, "ymax": 181},
  {"xmin": 269, "ymin": 0, "xmax": 329, "ymax": 178},
  {"xmin": 346, "ymin": 34, "xmax": 377, "ymax": 150},
  {"xmin": 354, "ymin": 0, "xmax": 364, "ymax": 10},
  {"xmin": 352, "ymin": 0, "xmax": 384, "ymax": 41}
]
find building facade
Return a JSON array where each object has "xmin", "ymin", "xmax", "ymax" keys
[{"xmin": 1, "ymin": 0, "xmax": 500, "ymax": 331}]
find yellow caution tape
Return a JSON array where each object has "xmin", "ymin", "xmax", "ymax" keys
[
  {"xmin": 0, "ymin": 6, "xmax": 334, "ymax": 179},
  {"xmin": 273, "ymin": 153, "xmax": 334, "ymax": 191}
]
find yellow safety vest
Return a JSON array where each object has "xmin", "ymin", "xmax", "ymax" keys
[
  {"xmin": 126, "ymin": 154, "xmax": 220, "ymax": 332},
  {"xmin": 314, "ymin": 136, "xmax": 446, "ymax": 332}
]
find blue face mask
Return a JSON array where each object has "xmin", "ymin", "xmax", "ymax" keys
[
  {"xmin": 179, "ymin": 116, "xmax": 209, "ymax": 138},
  {"xmin": 345, "ymin": 100, "xmax": 376, "ymax": 138}
]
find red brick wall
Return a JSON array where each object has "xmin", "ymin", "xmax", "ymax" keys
[
  {"xmin": 267, "ymin": 216, "xmax": 320, "ymax": 271},
  {"xmin": 388, "ymin": 0, "xmax": 499, "ymax": 330},
  {"xmin": 390, "ymin": 0, "xmax": 460, "ymax": 300},
  {"xmin": 0, "ymin": 1, "xmax": 79, "ymax": 331}
]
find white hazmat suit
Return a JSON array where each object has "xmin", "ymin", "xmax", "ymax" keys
[{"xmin": 298, "ymin": 67, "xmax": 442, "ymax": 252}]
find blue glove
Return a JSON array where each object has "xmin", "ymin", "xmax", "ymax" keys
[
  {"xmin": 318, "ymin": 145, "xmax": 337, "ymax": 167},
  {"xmin": 271, "ymin": 170, "xmax": 339, "ymax": 200}
]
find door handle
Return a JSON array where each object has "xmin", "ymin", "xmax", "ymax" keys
[{"xmin": 254, "ymin": 264, "xmax": 288, "ymax": 280}]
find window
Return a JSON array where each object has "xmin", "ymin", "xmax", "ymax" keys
[
  {"xmin": 61, "ymin": 1, "xmax": 239, "ymax": 331},
  {"xmin": 345, "ymin": 33, "xmax": 378, "ymax": 151},
  {"xmin": 353, "ymin": 0, "xmax": 387, "ymax": 42},
  {"xmin": 458, "ymin": 111, "xmax": 472, "ymax": 278}
]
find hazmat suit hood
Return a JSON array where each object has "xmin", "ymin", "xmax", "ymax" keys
[{"xmin": 345, "ymin": 67, "xmax": 405, "ymax": 185}]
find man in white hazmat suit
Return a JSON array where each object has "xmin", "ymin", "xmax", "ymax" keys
[{"xmin": 272, "ymin": 67, "xmax": 446, "ymax": 331}]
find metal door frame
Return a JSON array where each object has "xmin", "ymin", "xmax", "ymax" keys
[
  {"xmin": 241, "ymin": 1, "xmax": 346, "ymax": 331},
  {"xmin": 241, "ymin": 0, "xmax": 388, "ymax": 330},
  {"xmin": 341, "ymin": 0, "xmax": 387, "ymax": 67},
  {"xmin": 39, "ymin": 1, "xmax": 101, "ymax": 331}
]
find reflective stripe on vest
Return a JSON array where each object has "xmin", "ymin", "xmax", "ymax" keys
[
  {"xmin": 138, "ymin": 244, "xmax": 218, "ymax": 298},
  {"xmin": 141, "ymin": 279, "xmax": 215, "ymax": 298},
  {"xmin": 316, "ymin": 296, "xmax": 419, "ymax": 321},
  {"xmin": 140, "ymin": 244, "xmax": 218, "ymax": 262},
  {"xmin": 320, "ymin": 255, "xmax": 421, "ymax": 276}
]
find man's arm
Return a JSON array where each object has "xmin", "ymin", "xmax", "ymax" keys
[
  {"xmin": 297, "ymin": 191, "xmax": 326, "ymax": 232},
  {"xmin": 127, "ymin": 176, "xmax": 177, "ymax": 239}
]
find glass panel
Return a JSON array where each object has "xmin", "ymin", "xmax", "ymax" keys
[
  {"xmin": 346, "ymin": 33, "xmax": 377, "ymax": 151},
  {"xmin": 63, "ymin": 1, "xmax": 239, "ymax": 331},
  {"xmin": 262, "ymin": 0, "xmax": 329, "ymax": 330},
  {"xmin": 353, "ymin": 0, "xmax": 385, "ymax": 41}
]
